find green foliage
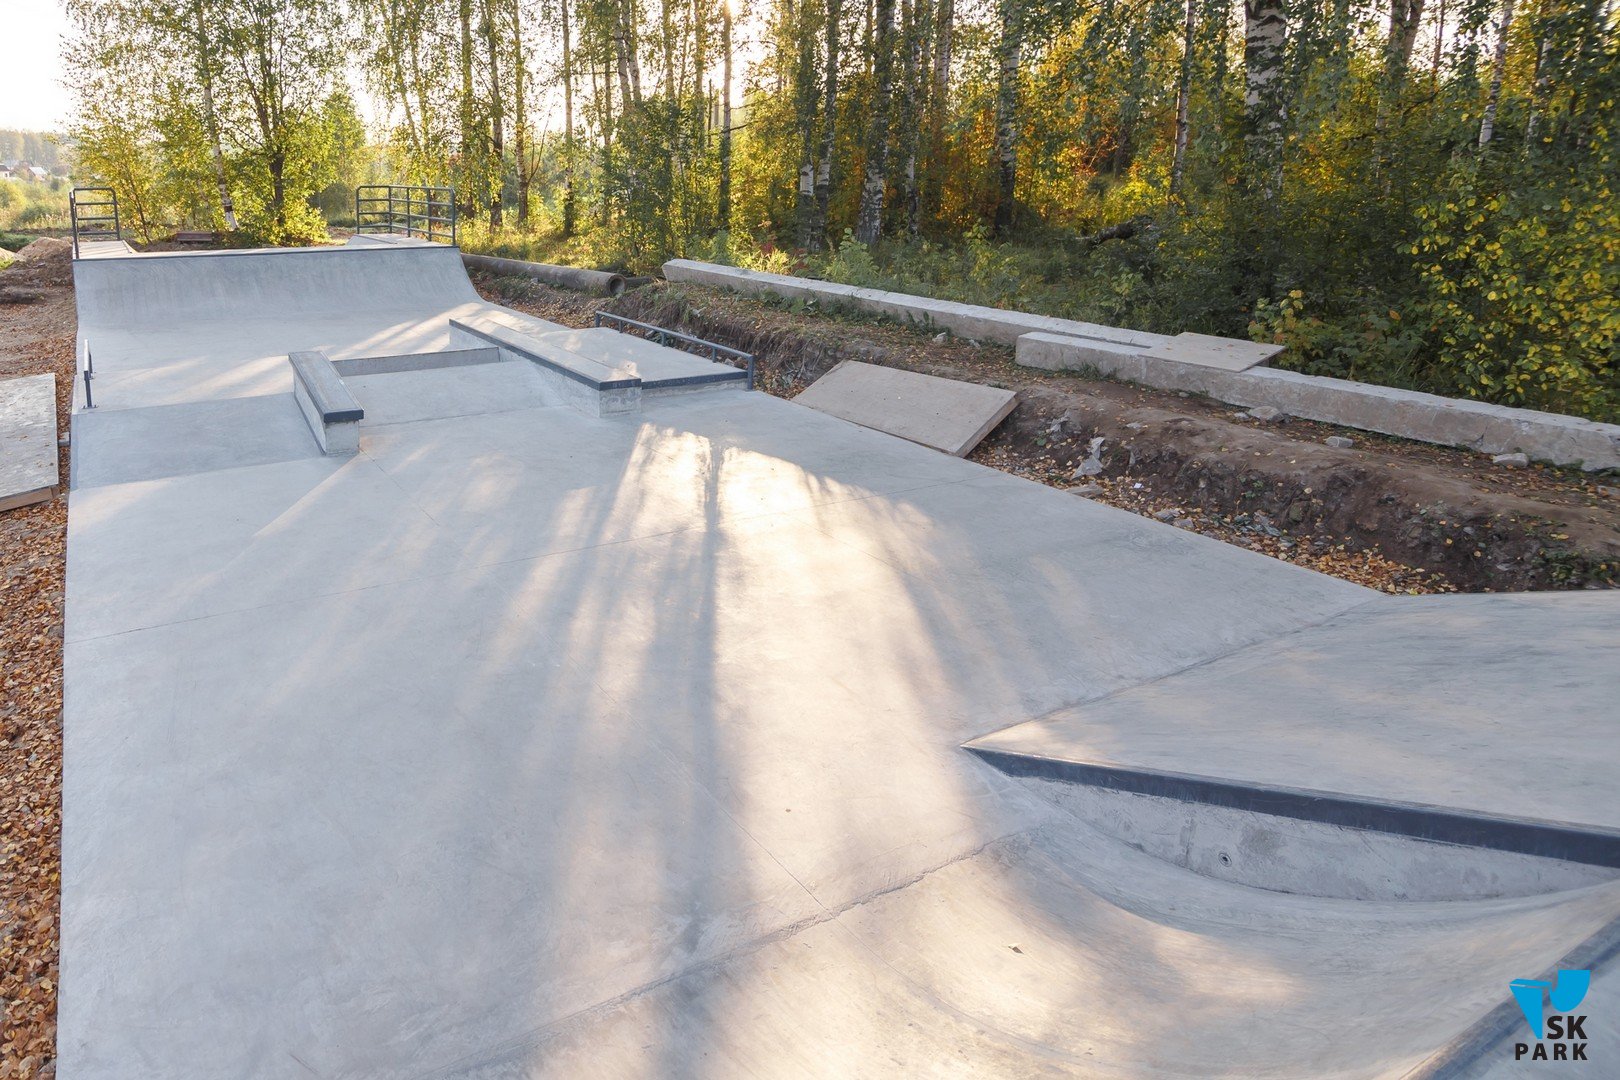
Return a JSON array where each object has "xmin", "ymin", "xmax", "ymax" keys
[
  {"xmin": 0, "ymin": 180, "xmax": 71, "ymax": 233},
  {"xmin": 1410, "ymin": 163, "xmax": 1620, "ymax": 420}
]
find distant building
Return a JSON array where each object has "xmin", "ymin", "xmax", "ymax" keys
[{"xmin": 0, "ymin": 167, "xmax": 17, "ymax": 182}]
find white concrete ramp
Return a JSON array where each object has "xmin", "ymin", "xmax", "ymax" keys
[{"xmin": 795, "ymin": 359, "xmax": 1018, "ymax": 456}]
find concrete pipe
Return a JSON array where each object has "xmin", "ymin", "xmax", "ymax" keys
[{"xmin": 461, "ymin": 253, "xmax": 627, "ymax": 296}]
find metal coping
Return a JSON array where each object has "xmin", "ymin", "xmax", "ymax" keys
[{"xmin": 966, "ymin": 746, "xmax": 1620, "ymax": 869}]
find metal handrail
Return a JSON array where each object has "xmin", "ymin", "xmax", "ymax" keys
[
  {"xmin": 593, "ymin": 311, "xmax": 756, "ymax": 390},
  {"xmin": 354, "ymin": 185, "xmax": 458, "ymax": 245},
  {"xmin": 70, "ymin": 187, "xmax": 120, "ymax": 259}
]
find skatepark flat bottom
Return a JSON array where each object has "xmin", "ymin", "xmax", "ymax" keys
[{"xmin": 58, "ymin": 244, "xmax": 1620, "ymax": 1078}]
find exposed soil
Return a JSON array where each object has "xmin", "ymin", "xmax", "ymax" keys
[
  {"xmin": 478, "ymin": 273, "xmax": 1620, "ymax": 594},
  {"xmin": 0, "ymin": 238, "xmax": 73, "ymax": 1078}
]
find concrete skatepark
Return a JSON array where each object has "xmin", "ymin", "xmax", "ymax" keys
[{"xmin": 56, "ymin": 239, "xmax": 1619, "ymax": 1076}]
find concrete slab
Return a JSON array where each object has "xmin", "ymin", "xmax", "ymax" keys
[
  {"xmin": 969, "ymin": 593, "xmax": 1620, "ymax": 856},
  {"xmin": 793, "ymin": 359, "xmax": 1018, "ymax": 456},
  {"xmin": 71, "ymin": 393, "xmax": 322, "ymax": 489},
  {"xmin": 0, "ymin": 373, "xmax": 58, "ymax": 510},
  {"xmin": 1141, "ymin": 330, "xmax": 1284, "ymax": 371}
]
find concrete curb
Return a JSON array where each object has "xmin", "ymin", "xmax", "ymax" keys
[
  {"xmin": 661, "ymin": 258, "xmax": 1168, "ymax": 348},
  {"xmin": 1017, "ymin": 332, "xmax": 1620, "ymax": 471}
]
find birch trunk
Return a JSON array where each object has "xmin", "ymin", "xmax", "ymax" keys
[
  {"xmin": 1170, "ymin": 0, "xmax": 1195, "ymax": 197},
  {"xmin": 854, "ymin": 0, "xmax": 895, "ymax": 244},
  {"xmin": 193, "ymin": 0, "xmax": 237, "ymax": 230},
  {"xmin": 1243, "ymin": 0, "xmax": 1287, "ymax": 201},
  {"xmin": 1479, "ymin": 0, "xmax": 1515, "ymax": 148},
  {"xmin": 991, "ymin": 0, "xmax": 1022, "ymax": 237}
]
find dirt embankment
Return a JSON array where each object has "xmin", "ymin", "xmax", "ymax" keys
[{"xmin": 481, "ymin": 274, "xmax": 1620, "ymax": 594}]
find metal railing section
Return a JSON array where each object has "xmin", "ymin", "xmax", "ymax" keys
[
  {"xmin": 593, "ymin": 311, "xmax": 756, "ymax": 390},
  {"xmin": 70, "ymin": 187, "xmax": 120, "ymax": 258},
  {"xmin": 354, "ymin": 185, "xmax": 458, "ymax": 245}
]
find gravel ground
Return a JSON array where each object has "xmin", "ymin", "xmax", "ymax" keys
[{"xmin": 0, "ymin": 238, "xmax": 73, "ymax": 1079}]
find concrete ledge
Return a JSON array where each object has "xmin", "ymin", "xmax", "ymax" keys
[
  {"xmin": 968, "ymin": 747, "xmax": 1620, "ymax": 869},
  {"xmin": 290, "ymin": 351, "xmax": 362, "ymax": 455},
  {"xmin": 662, "ymin": 258, "xmax": 1167, "ymax": 349},
  {"xmin": 331, "ymin": 347, "xmax": 503, "ymax": 377},
  {"xmin": 1017, "ymin": 332, "xmax": 1620, "ymax": 471},
  {"xmin": 449, "ymin": 315, "xmax": 641, "ymax": 417}
]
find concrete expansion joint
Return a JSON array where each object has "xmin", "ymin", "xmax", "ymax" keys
[
  {"xmin": 968, "ymin": 592, "xmax": 1387, "ymax": 748},
  {"xmin": 410, "ymin": 831, "xmax": 1028, "ymax": 1079}
]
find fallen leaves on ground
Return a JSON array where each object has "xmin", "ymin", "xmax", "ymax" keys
[
  {"xmin": 972, "ymin": 445, "xmax": 1457, "ymax": 595},
  {"xmin": 0, "ymin": 255, "xmax": 70, "ymax": 1079}
]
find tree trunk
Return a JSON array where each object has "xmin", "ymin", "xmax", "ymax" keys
[
  {"xmin": 854, "ymin": 0, "xmax": 895, "ymax": 245},
  {"xmin": 900, "ymin": 0, "xmax": 921, "ymax": 236},
  {"xmin": 1479, "ymin": 0, "xmax": 1515, "ymax": 148},
  {"xmin": 1384, "ymin": 0, "xmax": 1427, "ymax": 92},
  {"xmin": 459, "ymin": 0, "xmax": 476, "ymax": 218},
  {"xmin": 991, "ymin": 0, "xmax": 1022, "ymax": 237},
  {"xmin": 613, "ymin": 0, "xmax": 639, "ymax": 109},
  {"xmin": 482, "ymin": 0, "xmax": 505, "ymax": 228},
  {"xmin": 928, "ymin": 0, "xmax": 952, "ymax": 220},
  {"xmin": 1243, "ymin": 0, "xmax": 1288, "ymax": 202},
  {"xmin": 811, "ymin": 0, "xmax": 842, "ymax": 250},
  {"xmin": 1170, "ymin": 0, "xmax": 1196, "ymax": 197},
  {"xmin": 794, "ymin": 0, "xmax": 819, "ymax": 249},
  {"xmin": 511, "ymin": 0, "xmax": 529, "ymax": 226},
  {"xmin": 719, "ymin": 2, "xmax": 733, "ymax": 227},
  {"xmin": 1525, "ymin": 35, "xmax": 1552, "ymax": 148},
  {"xmin": 562, "ymin": 0, "xmax": 577, "ymax": 234},
  {"xmin": 193, "ymin": 0, "xmax": 237, "ymax": 230}
]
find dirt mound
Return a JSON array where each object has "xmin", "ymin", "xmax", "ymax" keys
[{"xmin": 4, "ymin": 237, "xmax": 74, "ymax": 289}]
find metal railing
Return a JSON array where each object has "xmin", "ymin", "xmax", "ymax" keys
[
  {"xmin": 354, "ymin": 185, "xmax": 458, "ymax": 245},
  {"xmin": 593, "ymin": 311, "xmax": 756, "ymax": 390},
  {"xmin": 80, "ymin": 341, "xmax": 95, "ymax": 410},
  {"xmin": 70, "ymin": 187, "xmax": 120, "ymax": 258}
]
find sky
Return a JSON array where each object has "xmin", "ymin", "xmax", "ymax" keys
[{"xmin": 1, "ymin": 0, "xmax": 73, "ymax": 131}]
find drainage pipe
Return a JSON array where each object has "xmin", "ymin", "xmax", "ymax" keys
[{"xmin": 460, "ymin": 253, "xmax": 627, "ymax": 296}]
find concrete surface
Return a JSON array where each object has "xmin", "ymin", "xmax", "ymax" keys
[
  {"xmin": 1143, "ymin": 330, "xmax": 1284, "ymax": 371},
  {"xmin": 531, "ymin": 326, "xmax": 748, "ymax": 389},
  {"xmin": 59, "ymin": 243, "xmax": 1620, "ymax": 1078},
  {"xmin": 794, "ymin": 359, "xmax": 1019, "ymax": 455},
  {"xmin": 1019, "ymin": 779, "xmax": 1619, "ymax": 902},
  {"xmin": 0, "ymin": 373, "xmax": 58, "ymax": 510},
  {"xmin": 969, "ymin": 593, "xmax": 1620, "ymax": 847},
  {"xmin": 1017, "ymin": 331, "xmax": 1620, "ymax": 471}
]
